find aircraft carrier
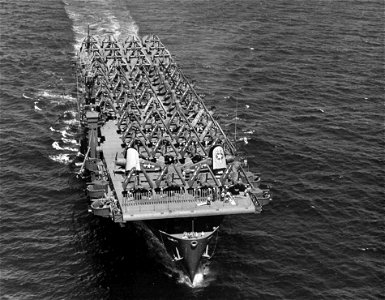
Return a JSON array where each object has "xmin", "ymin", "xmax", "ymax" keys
[{"xmin": 76, "ymin": 33, "xmax": 272, "ymax": 282}]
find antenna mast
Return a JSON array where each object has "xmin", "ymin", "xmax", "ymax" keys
[{"xmin": 234, "ymin": 99, "xmax": 238, "ymax": 149}]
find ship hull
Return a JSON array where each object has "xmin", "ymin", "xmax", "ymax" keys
[
  {"xmin": 146, "ymin": 216, "xmax": 223, "ymax": 281},
  {"xmin": 76, "ymin": 33, "xmax": 272, "ymax": 285}
]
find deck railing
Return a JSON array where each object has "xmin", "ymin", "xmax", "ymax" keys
[
  {"xmin": 123, "ymin": 188, "xmax": 216, "ymax": 202},
  {"xmin": 120, "ymin": 189, "xmax": 246, "ymax": 212}
]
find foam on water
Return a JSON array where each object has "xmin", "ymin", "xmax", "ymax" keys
[
  {"xmin": 63, "ymin": 110, "xmax": 77, "ymax": 118},
  {"xmin": 62, "ymin": 138, "xmax": 78, "ymax": 145},
  {"xmin": 63, "ymin": 119, "xmax": 79, "ymax": 126},
  {"xmin": 64, "ymin": 0, "xmax": 139, "ymax": 50},
  {"xmin": 176, "ymin": 272, "xmax": 194, "ymax": 287},
  {"xmin": 60, "ymin": 129, "xmax": 71, "ymax": 138},
  {"xmin": 48, "ymin": 153, "xmax": 71, "ymax": 164},
  {"xmin": 50, "ymin": 127, "xmax": 73, "ymax": 138},
  {"xmin": 34, "ymin": 101, "xmax": 42, "ymax": 111},
  {"xmin": 52, "ymin": 141, "xmax": 63, "ymax": 150},
  {"xmin": 22, "ymin": 93, "xmax": 33, "ymax": 99},
  {"xmin": 175, "ymin": 264, "xmax": 214, "ymax": 289},
  {"xmin": 37, "ymin": 90, "xmax": 76, "ymax": 102},
  {"xmin": 64, "ymin": 146, "xmax": 78, "ymax": 152},
  {"xmin": 50, "ymin": 125, "xmax": 76, "ymax": 139},
  {"xmin": 192, "ymin": 273, "xmax": 204, "ymax": 287},
  {"xmin": 52, "ymin": 141, "xmax": 78, "ymax": 152}
]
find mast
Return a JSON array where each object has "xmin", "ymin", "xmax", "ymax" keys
[{"xmin": 234, "ymin": 98, "xmax": 238, "ymax": 151}]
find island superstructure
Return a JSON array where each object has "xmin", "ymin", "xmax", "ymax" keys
[{"xmin": 76, "ymin": 34, "xmax": 272, "ymax": 282}]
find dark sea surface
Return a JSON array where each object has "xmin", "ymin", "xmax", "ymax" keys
[{"xmin": 0, "ymin": 0, "xmax": 384, "ymax": 299}]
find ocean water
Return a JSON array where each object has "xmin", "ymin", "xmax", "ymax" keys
[{"xmin": 0, "ymin": 0, "xmax": 384, "ymax": 299}]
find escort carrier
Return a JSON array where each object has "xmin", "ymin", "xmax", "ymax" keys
[{"xmin": 76, "ymin": 33, "xmax": 271, "ymax": 282}]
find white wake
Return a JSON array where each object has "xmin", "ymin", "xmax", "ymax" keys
[{"xmin": 64, "ymin": 0, "xmax": 139, "ymax": 50}]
